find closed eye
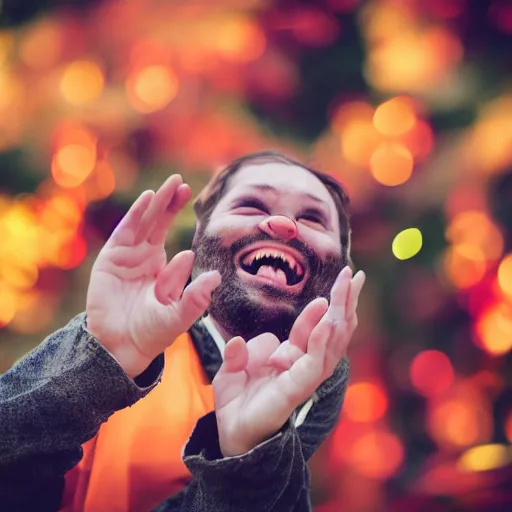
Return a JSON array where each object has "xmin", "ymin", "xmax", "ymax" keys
[
  {"xmin": 298, "ymin": 209, "xmax": 327, "ymax": 227},
  {"xmin": 232, "ymin": 197, "xmax": 269, "ymax": 215}
]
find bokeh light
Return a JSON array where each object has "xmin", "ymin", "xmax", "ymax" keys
[
  {"xmin": 373, "ymin": 96, "xmax": 416, "ymax": 137},
  {"xmin": 445, "ymin": 210, "xmax": 504, "ymax": 262},
  {"xmin": 0, "ymin": 0, "xmax": 511, "ymax": 509},
  {"xmin": 18, "ymin": 19, "xmax": 62, "ymax": 69},
  {"xmin": 497, "ymin": 253, "xmax": 512, "ymax": 298},
  {"xmin": 458, "ymin": 444, "xmax": 512, "ymax": 473},
  {"xmin": 410, "ymin": 350, "xmax": 455, "ymax": 397},
  {"xmin": 349, "ymin": 430, "xmax": 405, "ymax": 479},
  {"xmin": 370, "ymin": 142, "xmax": 414, "ymax": 186},
  {"xmin": 343, "ymin": 382, "xmax": 389, "ymax": 422},
  {"xmin": 126, "ymin": 65, "xmax": 179, "ymax": 114},
  {"xmin": 392, "ymin": 228, "xmax": 423, "ymax": 260},
  {"xmin": 216, "ymin": 15, "xmax": 266, "ymax": 61},
  {"xmin": 475, "ymin": 303, "xmax": 512, "ymax": 356},
  {"xmin": 442, "ymin": 245, "xmax": 488, "ymax": 290},
  {"xmin": 60, "ymin": 59, "xmax": 105, "ymax": 105},
  {"xmin": 52, "ymin": 144, "xmax": 97, "ymax": 188},
  {"xmin": 427, "ymin": 383, "xmax": 493, "ymax": 450}
]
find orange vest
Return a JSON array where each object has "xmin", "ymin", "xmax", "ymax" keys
[{"xmin": 60, "ymin": 333, "xmax": 215, "ymax": 512}]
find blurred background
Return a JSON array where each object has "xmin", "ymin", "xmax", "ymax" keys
[{"xmin": 0, "ymin": 0, "xmax": 511, "ymax": 510}]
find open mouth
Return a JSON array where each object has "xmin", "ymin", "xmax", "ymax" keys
[{"xmin": 236, "ymin": 243, "xmax": 306, "ymax": 288}]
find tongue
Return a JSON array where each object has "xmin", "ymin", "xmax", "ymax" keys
[{"xmin": 256, "ymin": 265, "xmax": 288, "ymax": 285}]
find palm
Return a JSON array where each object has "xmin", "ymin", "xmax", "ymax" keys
[
  {"xmin": 213, "ymin": 267, "xmax": 366, "ymax": 457},
  {"xmin": 85, "ymin": 175, "xmax": 221, "ymax": 378},
  {"xmin": 215, "ymin": 341, "xmax": 310, "ymax": 453}
]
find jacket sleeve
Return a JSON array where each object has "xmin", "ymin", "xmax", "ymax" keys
[
  {"xmin": 0, "ymin": 313, "xmax": 164, "ymax": 512},
  {"xmin": 152, "ymin": 358, "xmax": 350, "ymax": 512}
]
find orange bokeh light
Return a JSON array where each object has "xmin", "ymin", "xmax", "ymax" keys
[
  {"xmin": 442, "ymin": 245, "xmax": 487, "ymax": 289},
  {"xmin": 464, "ymin": 94, "xmax": 512, "ymax": 173},
  {"xmin": 0, "ymin": 261, "xmax": 39, "ymax": 290},
  {"xmin": 370, "ymin": 142, "xmax": 414, "ymax": 186},
  {"xmin": 366, "ymin": 27, "xmax": 463, "ymax": 92},
  {"xmin": 373, "ymin": 96, "xmax": 416, "ymax": 137},
  {"xmin": 446, "ymin": 210, "xmax": 504, "ymax": 262},
  {"xmin": 332, "ymin": 101, "xmax": 375, "ymax": 133},
  {"xmin": 43, "ymin": 232, "xmax": 87, "ymax": 270},
  {"xmin": 18, "ymin": 20, "xmax": 62, "ymax": 69},
  {"xmin": 398, "ymin": 119, "xmax": 434, "ymax": 161},
  {"xmin": 497, "ymin": 253, "xmax": 512, "ymax": 299},
  {"xmin": 410, "ymin": 350, "xmax": 455, "ymax": 397},
  {"xmin": 216, "ymin": 16, "xmax": 266, "ymax": 62},
  {"xmin": 40, "ymin": 194, "xmax": 84, "ymax": 231},
  {"xmin": 428, "ymin": 398, "xmax": 490, "ymax": 450},
  {"xmin": 52, "ymin": 144, "xmax": 97, "ymax": 188},
  {"xmin": 349, "ymin": 430, "xmax": 404, "ymax": 479},
  {"xmin": 0, "ymin": 71, "xmax": 23, "ymax": 112},
  {"xmin": 343, "ymin": 382, "xmax": 389, "ymax": 422},
  {"xmin": 60, "ymin": 59, "xmax": 105, "ymax": 105},
  {"xmin": 0, "ymin": 285, "xmax": 18, "ymax": 327},
  {"xmin": 341, "ymin": 119, "xmax": 381, "ymax": 168},
  {"xmin": 52, "ymin": 123, "xmax": 97, "ymax": 151},
  {"xmin": 126, "ymin": 65, "xmax": 179, "ymax": 114},
  {"xmin": 334, "ymin": 101, "xmax": 381, "ymax": 167},
  {"xmin": 475, "ymin": 303, "xmax": 512, "ymax": 356}
]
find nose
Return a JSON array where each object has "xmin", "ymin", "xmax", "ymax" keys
[{"xmin": 258, "ymin": 215, "xmax": 298, "ymax": 241}]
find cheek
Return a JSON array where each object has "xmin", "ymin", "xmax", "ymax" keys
[
  {"xmin": 300, "ymin": 230, "xmax": 341, "ymax": 259},
  {"xmin": 205, "ymin": 216, "xmax": 261, "ymax": 246}
]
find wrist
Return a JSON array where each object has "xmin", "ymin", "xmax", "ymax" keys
[{"xmin": 84, "ymin": 320, "xmax": 152, "ymax": 379}]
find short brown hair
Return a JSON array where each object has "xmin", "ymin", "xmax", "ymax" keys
[{"xmin": 193, "ymin": 150, "xmax": 352, "ymax": 263}]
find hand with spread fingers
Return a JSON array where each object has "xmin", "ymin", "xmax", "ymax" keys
[
  {"xmin": 85, "ymin": 175, "xmax": 222, "ymax": 378},
  {"xmin": 213, "ymin": 266, "xmax": 365, "ymax": 457}
]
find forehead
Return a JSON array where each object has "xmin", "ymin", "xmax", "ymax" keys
[{"xmin": 226, "ymin": 162, "xmax": 337, "ymax": 210}]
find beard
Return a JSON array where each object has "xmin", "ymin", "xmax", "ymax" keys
[{"xmin": 191, "ymin": 231, "xmax": 345, "ymax": 342}]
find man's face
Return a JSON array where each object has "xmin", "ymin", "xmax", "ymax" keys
[{"xmin": 192, "ymin": 162, "xmax": 346, "ymax": 341}]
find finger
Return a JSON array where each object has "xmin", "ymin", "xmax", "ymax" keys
[
  {"xmin": 288, "ymin": 297, "xmax": 329, "ymax": 352},
  {"xmin": 148, "ymin": 183, "xmax": 192, "ymax": 245},
  {"xmin": 175, "ymin": 270, "xmax": 222, "ymax": 327},
  {"xmin": 134, "ymin": 174, "xmax": 184, "ymax": 245},
  {"xmin": 267, "ymin": 340, "xmax": 305, "ymax": 372},
  {"xmin": 245, "ymin": 333, "xmax": 281, "ymax": 373},
  {"xmin": 325, "ymin": 266, "xmax": 352, "ymax": 322},
  {"xmin": 154, "ymin": 250, "xmax": 195, "ymax": 304},
  {"xmin": 306, "ymin": 317, "xmax": 335, "ymax": 363},
  {"xmin": 222, "ymin": 337, "xmax": 248, "ymax": 373},
  {"xmin": 108, "ymin": 190, "xmax": 154, "ymax": 247},
  {"xmin": 346, "ymin": 270, "xmax": 366, "ymax": 321},
  {"xmin": 283, "ymin": 326, "xmax": 331, "ymax": 403}
]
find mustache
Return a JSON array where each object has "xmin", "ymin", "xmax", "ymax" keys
[{"xmin": 229, "ymin": 233, "xmax": 320, "ymax": 274}]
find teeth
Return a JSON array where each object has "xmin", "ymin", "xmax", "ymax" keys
[{"xmin": 244, "ymin": 249, "xmax": 298, "ymax": 268}]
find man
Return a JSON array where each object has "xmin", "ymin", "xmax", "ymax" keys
[{"xmin": 0, "ymin": 151, "xmax": 365, "ymax": 512}]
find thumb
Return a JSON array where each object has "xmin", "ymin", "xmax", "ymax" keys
[
  {"xmin": 173, "ymin": 270, "xmax": 221, "ymax": 328},
  {"xmin": 222, "ymin": 337, "xmax": 248, "ymax": 373}
]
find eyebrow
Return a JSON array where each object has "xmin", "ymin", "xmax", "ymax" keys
[{"xmin": 246, "ymin": 184, "xmax": 328, "ymax": 207}]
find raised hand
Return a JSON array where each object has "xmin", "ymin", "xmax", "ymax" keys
[
  {"xmin": 86, "ymin": 175, "xmax": 221, "ymax": 378},
  {"xmin": 213, "ymin": 266, "xmax": 365, "ymax": 457}
]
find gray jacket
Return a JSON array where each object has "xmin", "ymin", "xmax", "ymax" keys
[{"xmin": 0, "ymin": 313, "xmax": 349, "ymax": 512}]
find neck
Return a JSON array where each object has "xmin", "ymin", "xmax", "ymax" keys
[{"xmin": 208, "ymin": 315, "xmax": 233, "ymax": 342}]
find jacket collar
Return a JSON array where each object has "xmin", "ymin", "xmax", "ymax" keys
[{"xmin": 189, "ymin": 316, "xmax": 225, "ymax": 383}]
